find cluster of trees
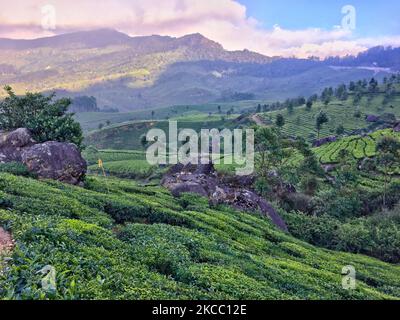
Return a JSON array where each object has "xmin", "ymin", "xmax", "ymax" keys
[
  {"xmin": 257, "ymin": 74, "xmax": 400, "ymax": 120},
  {"xmin": 253, "ymin": 113, "xmax": 400, "ymax": 262},
  {"xmin": 0, "ymin": 86, "xmax": 83, "ymax": 147}
]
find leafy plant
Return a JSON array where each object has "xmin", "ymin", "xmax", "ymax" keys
[{"xmin": 0, "ymin": 86, "xmax": 83, "ymax": 148}]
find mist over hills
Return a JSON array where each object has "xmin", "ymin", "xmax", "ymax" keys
[{"xmin": 0, "ymin": 29, "xmax": 398, "ymax": 111}]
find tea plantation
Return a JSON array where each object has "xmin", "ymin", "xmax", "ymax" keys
[{"xmin": 1, "ymin": 173, "xmax": 400, "ymax": 299}]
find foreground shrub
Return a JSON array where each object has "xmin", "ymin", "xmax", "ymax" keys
[
  {"xmin": 284, "ymin": 206, "xmax": 400, "ymax": 263},
  {"xmin": 0, "ymin": 162, "xmax": 34, "ymax": 177}
]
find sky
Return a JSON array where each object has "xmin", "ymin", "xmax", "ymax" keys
[{"xmin": 0, "ymin": 0, "xmax": 399, "ymax": 58}]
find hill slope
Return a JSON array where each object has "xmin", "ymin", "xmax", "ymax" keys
[
  {"xmin": 260, "ymin": 91, "xmax": 400, "ymax": 141},
  {"xmin": 0, "ymin": 173, "xmax": 400, "ymax": 299},
  {"xmin": 1, "ymin": 30, "xmax": 397, "ymax": 110}
]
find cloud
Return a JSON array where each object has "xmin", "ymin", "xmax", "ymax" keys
[{"xmin": 0, "ymin": 0, "xmax": 399, "ymax": 58}]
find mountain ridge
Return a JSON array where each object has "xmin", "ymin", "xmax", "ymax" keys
[{"xmin": 0, "ymin": 29, "xmax": 399, "ymax": 111}]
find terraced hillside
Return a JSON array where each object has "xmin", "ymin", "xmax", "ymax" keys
[
  {"xmin": 260, "ymin": 92, "xmax": 400, "ymax": 140},
  {"xmin": 1, "ymin": 173, "xmax": 400, "ymax": 299},
  {"xmin": 314, "ymin": 129, "xmax": 400, "ymax": 164}
]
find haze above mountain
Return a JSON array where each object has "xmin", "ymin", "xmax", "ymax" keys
[{"xmin": 0, "ymin": 29, "xmax": 398, "ymax": 111}]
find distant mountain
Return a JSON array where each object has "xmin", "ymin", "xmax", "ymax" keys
[
  {"xmin": 324, "ymin": 46, "xmax": 400, "ymax": 70},
  {"xmin": 0, "ymin": 29, "xmax": 398, "ymax": 111}
]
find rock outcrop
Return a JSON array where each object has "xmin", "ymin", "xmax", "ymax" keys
[
  {"xmin": 162, "ymin": 162, "xmax": 288, "ymax": 231},
  {"xmin": 394, "ymin": 122, "xmax": 400, "ymax": 132},
  {"xmin": 0, "ymin": 128, "xmax": 86, "ymax": 185},
  {"xmin": 0, "ymin": 128, "xmax": 35, "ymax": 162}
]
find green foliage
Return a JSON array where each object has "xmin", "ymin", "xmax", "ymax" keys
[
  {"xmin": 0, "ymin": 162, "xmax": 34, "ymax": 177},
  {"xmin": 0, "ymin": 86, "xmax": 83, "ymax": 147},
  {"xmin": 284, "ymin": 205, "xmax": 400, "ymax": 263},
  {"xmin": 316, "ymin": 111, "xmax": 329, "ymax": 138},
  {"xmin": 259, "ymin": 88, "xmax": 400, "ymax": 141},
  {"xmin": 376, "ymin": 135, "xmax": 400, "ymax": 207},
  {"xmin": 1, "ymin": 173, "xmax": 400, "ymax": 299},
  {"xmin": 276, "ymin": 114, "xmax": 285, "ymax": 128}
]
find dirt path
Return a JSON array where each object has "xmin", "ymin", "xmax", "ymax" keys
[
  {"xmin": 0, "ymin": 227, "xmax": 13, "ymax": 254},
  {"xmin": 251, "ymin": 114, "xmax": 267, "ymax": 127}
]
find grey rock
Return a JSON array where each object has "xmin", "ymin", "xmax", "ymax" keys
[
  {"xmin": 21, "ymin": 141, "xmax": 86, "ymax": 185},
  {"xmin": 162, "ymin": 162, "xmax": 288, "ymax": 231},
  {"xmin": 0, "ymin": 128, "xmax": 36, "ymax": 163},
  {"xmin": 0, "ymin": 128, "xmax": 35, "ymax": 148},
  {"xmin": 0, "ymin": 128, "xmax": 86, "ymax": 185}
]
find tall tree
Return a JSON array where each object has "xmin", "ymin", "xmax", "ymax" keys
[
  {"xmin": 316, "ymin": 111, "xmax": 329, "ymax": 139},
  {"xmin": 276, "ymin": 114, "xmax": 285, "ymax": 129},
  {"xmin": 306, "ymin": 100, "xmax": 313, "ymax": 111}
]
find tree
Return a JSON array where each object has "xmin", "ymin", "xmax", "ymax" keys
[
  {"xmin": 256, "ymin": 104, "xmax": 261, "ymax": 113},
  {"xmin": 306, "ymin": 100, "xmax": 313, "ymax": 111},
  {"xmin": 151, "ymin": 110, "xmax": 155, "ymax": 119},
  {"xmin": 353, "ymin": 91, "xmax": 362, "ymax": 105},
  {"xmin": 287, "ymin": 101, "xmax": 294, "ymax": 114},
  {"xmin": 217, "ymin": 105, "xmax": 222, "ymax": 114},
  {"xmin": 98, "ymin": 123, "xmax": 104, "ymax": 130},
  {"xmin": 315, "ymin": 111, "xmax": 329, "ymax": 138},
  {"xmin": 0, "ymin": 86, "xmax": 83, "ymax": 147},
  {"xmin": 336, "ymin": 125, "xmax": 345, "ymax": 135},
  {"xmin": 335, "ymin": 84, "xmax": 348, "ymax": 101},
  {"xmin": 368, "ymin": 78, "xmax": 378, "ymax": 93},
  {"xmin": 140, "ymin": 134, "xmax": 148, "ymax": 149},
  {"xmin": 376, "ymin": 136, "xmax": 400, "ymax": 208},
  {"xmin": 276, "ymin": 114, "xmax": 285, "ymax": 129},
  {"xmin": 297, "ymin": 96, "xmax": 306, "ymax": 106},
  {"xmin": 254, "ymin": 127, "xmax": 288, "ymax": 179}
]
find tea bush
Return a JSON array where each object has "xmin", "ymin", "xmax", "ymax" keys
[{"xmin": 1, "ymin": 173, "xmax": 400, "ymax": 299}]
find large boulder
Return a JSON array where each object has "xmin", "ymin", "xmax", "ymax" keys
[
  {"xmin": 162, "ymin": 162, "xmax": 288, "ymax": 232},
  {"xmin": 0, "ymin": 128, "xmax": 35, "ymax": 163},
  {"xmin": 394, "ymin": 123, "xmax": 400, "ymax": 132},
  {"xmin": 21, "ymin": 142, "xmax": 86, "ymax": 185},
  {"xmin": 0, "ymin": 128, "xmax": 86, "ymax": 185}
]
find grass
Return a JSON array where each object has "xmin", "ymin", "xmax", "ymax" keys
[
  {"xmin": 88, "ymin": 160, "xmax": 157, "ymax": 180},
  {"xmin": 1, "ymin": 173, "xmax": 400, "ymax": 299}
]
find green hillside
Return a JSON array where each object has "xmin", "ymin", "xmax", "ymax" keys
[
  {"xmin": 314, "ymin": 129, "xmax": 400, "ymax": 164},
  {"xmin": 75, "ymin": 100, "xmax": 257, "ymax": 133},
  {"xmin": 259, "ymin": 91, "xmax": 400, "ymax": 140},
  {"xmin": 84, "ymin": 116, "xmax": 239, "ymax": 150},
  {"xmin": 1, "ymin": 173, "xmax": 400, "ymax": 299}
]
